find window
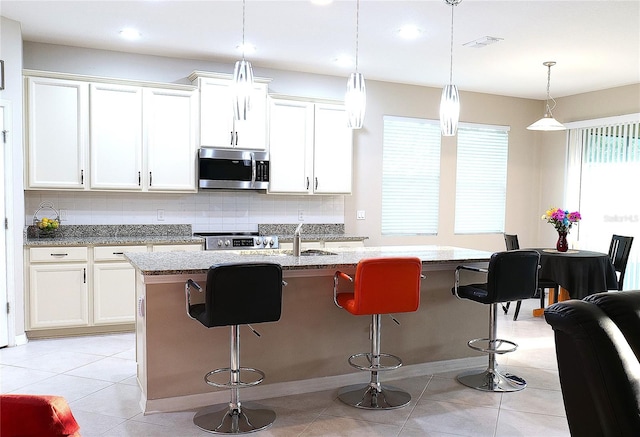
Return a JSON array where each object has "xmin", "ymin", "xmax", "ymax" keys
[
  {"xmin": 382, "ymin": 116, "xmax": 441, "ymax": 235},
  {"xmin": 566, "ymin": 115, "xmax": 640, "ymax": 289},
  {"xmin": 454, "ymin": 124, "xmax": 509, "ymax": 234}
]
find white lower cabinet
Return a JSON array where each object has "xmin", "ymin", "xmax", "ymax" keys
[
  {"xmin": 93, "ymin": 245, "xmax": 148, "ymax": 325},
  {"xmin": 28, "ymin": 247, "xmax": 89, "ymax": 329},
  {"xmin": 27, "ymin": 242, "xmax": 203, "ymax": 333}
]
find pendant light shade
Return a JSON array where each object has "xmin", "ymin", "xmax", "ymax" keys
[
  {"xmin": 232, "ymin": 59, "xmax": 254, "ymax": 121},
  {"xmin": 346, "ymin": 72, "xmax": 366, "ymax": 129},
  {"xmin": 440, "ymin": 0, "xmax": 462, "ymax": 137},
  {"xmin": 527, "ymin": 61, "xmax": 566, "ymax": 131},
  {"xmin": 346, "ymin": 0, "xmax": 366, "ymax": 129},
  {"xmin": 440, "ymin": 84, "xmax": 460, "ymax": 136},
  {"xmin": 232, "ymin": 0, "xmax": 254, "ymax": 121}
]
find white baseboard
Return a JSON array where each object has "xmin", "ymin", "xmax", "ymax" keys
[
  {"xmin": 142, "ymin": 356, "xmax": 486, "ymax": 414},
  {"xmin": 13, "ymin": 333, "xmax": 28, "ymax": 346}
]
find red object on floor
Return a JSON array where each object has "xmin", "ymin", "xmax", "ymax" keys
[{"xmin": 0, "ymin": 394, "xmax": 81, "ymax": 437}]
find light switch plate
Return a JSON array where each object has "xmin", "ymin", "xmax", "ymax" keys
[{"xmin": 357, "ymin": 210, "xmax": 366, "ymax": 220}]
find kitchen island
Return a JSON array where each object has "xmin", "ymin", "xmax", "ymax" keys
[{"xmin": 126, "ymin": 245, "xmax": 493, "ymax": 413}]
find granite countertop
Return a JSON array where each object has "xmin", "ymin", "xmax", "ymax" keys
[
  {"xmin": 124, "ymin": 245, "xmax": 492, "ymax": 276},
  {"xmin": 258, "ymin": 223, "xmax": 368, "ymax": 243},
  {"xmin": 24, "ymin": 224, "xmax": 203, "ymax": 247}
]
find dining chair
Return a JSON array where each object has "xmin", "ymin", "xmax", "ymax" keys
[
  {"xmin": 609, "ymin": 234, "xmax": 634, "ymax": 290},
  {"xmin": 502, "ymin": 233, "xmax": 558, "ymax": 320}
]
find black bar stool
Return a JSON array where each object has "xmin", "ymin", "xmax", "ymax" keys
[
  {"xmin": 185, "ymin": 262, "xmax": 284, "ymax": 434},
  {"xmin": 453, "ymin": 250, "xmax": 539, "ymax": 392}
]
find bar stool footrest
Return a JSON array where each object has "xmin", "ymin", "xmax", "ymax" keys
[
  {"xmin": 204, "ymin": 367, "xmax": 265, "ymax": 389},
  {"xmin": 193, "ymin": 403, "xmax": 276, "ymax": 434},
  {"xmin": 347, "ymin": 352, "xmax": 403, "ymax": 372},
  {"xmin": 467, "ymin": 337, "xmax": 518, "ymax": 355}
]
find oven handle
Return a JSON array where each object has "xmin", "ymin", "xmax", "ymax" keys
[{"xmin": 251, "ymin": 152, "xmax": 256, "ymax": 187}]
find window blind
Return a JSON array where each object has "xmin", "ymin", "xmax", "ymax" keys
[
  {"xmin": 454, "ymin": 125, "xmax": 509, "ymax": 234},
  {"xmin": 382, "ymin": 116, "xmax": 441, "ymax": 235}
]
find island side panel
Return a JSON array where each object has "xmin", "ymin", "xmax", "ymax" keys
[{"xmin": 139, "ymin": 268, "xmax": 486, "ymax": 402}]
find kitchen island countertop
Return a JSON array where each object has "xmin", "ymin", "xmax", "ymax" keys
[{"xmin": 125, "ymin": 245, "xmax": 492, "ymax": 276}]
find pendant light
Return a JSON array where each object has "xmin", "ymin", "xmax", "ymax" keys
[
  {"xmin": 232, "ymin": 0, "xmax": 254, "ymax": 121},
  {"xmin": 527, "ymin": 61, "xmax": 566, "ymax": 131},
  {"xmin": 440, "ymin": 0, "xmax": 461, "ymax": 137},
  {"xmin": 345, "ymin": 0, "xmax": 366, "ymax": 129}
]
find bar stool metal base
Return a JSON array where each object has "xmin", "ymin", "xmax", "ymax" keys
[
  {"xmin": 193, "ymin": 404, "xmax": 276, "ymax": 434},
  {"xmin": 337, "ymin": 383, "xmax": 411, "ymax": 409},
  {"xmin": 456, "ymin": 368, "xmax": 526, "ymax": 392}
]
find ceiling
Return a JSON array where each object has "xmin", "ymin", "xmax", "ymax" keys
[{"xmin": 2, "ymin": 0, "xmax": 639, "ymax": 100}]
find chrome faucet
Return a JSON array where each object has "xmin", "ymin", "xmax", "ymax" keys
[{"xmin": 293, "ymin": 223, "xmax": 303, "ymax": 257}]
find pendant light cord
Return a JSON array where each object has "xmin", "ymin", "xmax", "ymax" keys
[
  {"xmin": 448, "ymin": 2, "xmax": 455, "ymax": 85},
  {"xmin": 355, "ymin": 0, "xmax": 360, "ymax": 72},
  {"xmin": 241, "ymin": 0, "xmax": 247, "ymax": 60},
  {"xmin": 545, "ymin": 62, "xmax": 558, "ymax": 115}
]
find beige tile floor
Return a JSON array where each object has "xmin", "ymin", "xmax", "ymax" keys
[{"xmin": 1, "ymin": 297, "xmax": 569, "ymax": 437}]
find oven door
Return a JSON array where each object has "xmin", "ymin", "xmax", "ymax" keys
[{"xmin": 198, "ymin": 148, "xmax": 269, "ymax": 190}]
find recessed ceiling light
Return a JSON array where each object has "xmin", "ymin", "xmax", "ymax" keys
[
  {"xmin": 236, "ymin": 43, "xmax": 256, "ymax": 54},
  {"xmin": 119, "ymin": 28, "xmax": 141, "ymax": 40},
  {"xmin": 397, "ymin": 25, "xmax": 422, "ymax": 40},
  {"xmin": 463, "ymin": 36, "xmax": 503, "ymax": 48}
]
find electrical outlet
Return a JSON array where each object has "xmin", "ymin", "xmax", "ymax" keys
[
  {"xmin": 59, "ymin": 209, "xmax": 68, "ymax": 222},
  {"xmin": 357, "ymin": 210, "xmax": 366, "ymax": 220},
  {"xmin": 157, "ymin": 209, "xmax": 165, "ymax": 221},
  {"xmin": 298, "ymin": 210, "xmax": 304, "ymax": 221}
]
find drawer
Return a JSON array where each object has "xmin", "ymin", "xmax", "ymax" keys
[
  {"xmin": 30, "ymin": 246, "xmax": 88, "ymax": 262},
  {"xmin": 94, "ymin": 245, "xmax": 148, "ymax": 262}
]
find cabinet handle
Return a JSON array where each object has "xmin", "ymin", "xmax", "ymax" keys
[
  {"xmin": 315, "ymin": 177, "xmax": 318, "ymax": 190},
  {"xmin": 81, "ymin": 169, "xmax": 84, "ymax": 185},
  {"xmin": 50, "ymin": 253, "xmax": 68, "ymax": 257},
  {"xmin": 113, "ymin": 252, "xmax": 124, "ymax": 255},
  {"xmin": 149, "ymin": 171, "xmax": 153, "ymax": 187},
  {"xmin": 83, "ymin": 268, "xmax": 86, "ymax": 284},
  {"xmin": 306, "ymin": 177, "xmax": 310, "ymax": 190},
  {"xmin": 138, "ymin": 171, "xmax": 141, "ymax": 186},
  {"xmin": 138, "ymin": 297, "xmax": 145, "ymax": 317},
  {"xmin": 235, "ymin": 132, "xmax": 238, "ymax": 146},
  {"xmin": 230, "ymin": 131, "xmax": 234, "ymax": 146}
]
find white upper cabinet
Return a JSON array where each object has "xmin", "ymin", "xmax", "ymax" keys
[
  {"xmin": 268, "ymin": 97, "xmax": 353, "ymax": 195},
  {"xmin": 90, "ymin": 83, "xmax": 143, "ymax": 190},
  {"xmin": 313, "ymin": 103, "xmax": 353, "ymax": 194},
  {"xmin": 268, "ymin": 98, "xmax": 314, "ymax": 193},
  {"xmin": 25, "ymin": 72, "xmax": 198, "ymax": 193},
  {"xmin": 195, "ymin": 75, "xmax": 268, "ymax": 150},
  {"xmin": 143, "ymin": 88, "xmax": 198, "ymax": 191},
  {"xmin": 26, "ymin": 77, "xmax": 88, "ymax": 189}
]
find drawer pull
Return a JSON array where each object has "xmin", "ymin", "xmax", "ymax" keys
[
  {"xmin": 50, "ymin": 253, "xmax": 68, "ymax": 257},
  {"xmin": 137, "ymin": 297, "xmax": 145, "ymax": 317},
  {"xmin": 113, "ymin": 252, "xmax": 124, "ymax": 255}
]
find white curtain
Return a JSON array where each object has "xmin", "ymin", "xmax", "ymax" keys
[{"xmin": 566, "ymin": 114, "xmax": 640, "ymax": 290}]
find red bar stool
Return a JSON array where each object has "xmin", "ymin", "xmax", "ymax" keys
[{"xmin": 333, "ymin": 257, "xmax": 423, "ymax": 409}]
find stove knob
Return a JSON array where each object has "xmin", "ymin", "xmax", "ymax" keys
[
  {"xmin": 264, "ymin": 238, "xmax": 272, "ymax": 247},
  {"xmin": 217, "ymin": 240, "xmax": 223, "ymax": 247},
  {"xmin": 255, "ymin": 237, "xmax": 263, "ymax": 246},
  {"xmin": 224, "ymin": 240, "xmax": 231, "ymax": 247},
  {"xmin": 269, "ymin": 239, "xmax": 275, "ymax": 247}
]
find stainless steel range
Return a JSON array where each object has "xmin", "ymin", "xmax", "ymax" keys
[{"xmin": 194, "ymin": 232, "xmax": 279, "ymax": 250}]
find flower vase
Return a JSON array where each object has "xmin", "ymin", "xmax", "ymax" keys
[{"xmin": 556, "ymin": 231, "xmax": 569, "ymax": 252}]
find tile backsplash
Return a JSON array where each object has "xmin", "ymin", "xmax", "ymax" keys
[{"xmin": 26, "ymin": 191, "xmax": 345, "ymax": 233}]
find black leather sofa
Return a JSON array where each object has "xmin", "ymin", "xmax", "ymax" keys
[{"xmin": 544, "ymin": 291, "xmax": 640, "ymax": 437}]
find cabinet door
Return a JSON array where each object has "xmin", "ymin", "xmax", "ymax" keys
[
  {"xmin": 199, "ymin": 78, "xmax": 235, "ymax": 148},
  {"xmin": 26, "ymin": 77, "xmax": 87, "ymax": 189},
  {"xmin": 199, "ymin": 78, "xmax": 268, "ymax": 150},
  {"xmin": 313, "ymin": 104, "xmax": 353, "ymax": 194},
  {"xmin": 267, "ymin": 98, "xmax": 314, "ymax": 194},
  {"xmin": 90, "ymin": 83, "xmax": 143, "ymax": 189},
  {"xmin": 29, "ymin": 263, "xmax": 88, "ymax": 329},
  {"xmin": 93, "ymin": 262, "xmax": 136, "ymax": 325},
  {"xmin": 234, "ymin": 82, "xmax": 268, "ymax": 150},
  {"xmin": 144, "ymin": 88, "xmax": 198, "ymax": 191}
]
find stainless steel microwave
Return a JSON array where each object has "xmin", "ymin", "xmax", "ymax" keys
[{"xmin": 198, "ymin": 148, "xmax": 269, "ymax": 190}]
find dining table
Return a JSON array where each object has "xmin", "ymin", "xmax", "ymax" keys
[{"xmin": 530, "ymin": 248, "xmax": 618, "ymax": 316}]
